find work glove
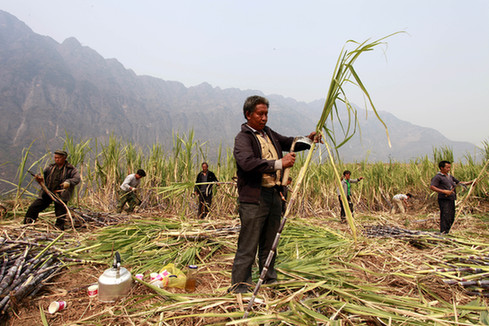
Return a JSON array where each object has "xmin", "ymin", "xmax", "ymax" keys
[{"xmin": 62, "ymin": 181, "xmax": 70, "ymax": 189}]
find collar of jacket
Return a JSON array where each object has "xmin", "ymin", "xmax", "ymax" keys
[{"xmin": 241, "ymin": 124, "xmax": 282, "ymax": 159}]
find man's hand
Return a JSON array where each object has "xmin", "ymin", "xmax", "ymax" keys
[
  {"xmin": 308, "ymin": 131, "xmax": 323, "ymax": 144},
  {"xmin": 282, "ymin": 153, "xmax": 296, "ymax": 168},
  {"xmin": 35, "ymin": 174, "xmax": 44, "ymax": 183},
  {"xmin": 443, "ymin": 189, "xmax": 454, "ymax": 196},
  {"xmin": 61, "ymin": 181, "xmax": 70, "ymax": 189}
]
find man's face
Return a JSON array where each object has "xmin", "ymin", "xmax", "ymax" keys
[
  {"xmin": 202, "ymin": 164, "xmax": 208, "ymax": 173},
  {"xmin": 246, "ymin": 104, "xmax": 268, "ymax": 131},
  {"xmin": 344, "ymin": 173, "xmax": 351, "ymax": 180},
  {"xmin": 440, "ymin": 163, "xmax": 451, "ymax": 175},
  {"xmin": 54, "ymin": 154, "xmax": 66, "ymax": 166}
]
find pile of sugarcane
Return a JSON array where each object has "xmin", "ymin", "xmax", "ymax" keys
[
  {"xmin": 441, "ymin": 269, "xmax": 489, "ymax": 297},
  {"xmin": 363, "ymin": 224, "xmax": 441, "ymax": 240},
  {"xmin": 71, "ymin": 207, "xmax": 132, "ymax": 227},
  {"xmin": 426, "ymin": 255, "xmax": 489, "ymax": 298},
  {"xmin": 366, "ymin": 225, "xmax": 489, "ymax": 299},
  {"xmin": 0, "ymin": 232, "xmax": 69, "ymax": 316}
]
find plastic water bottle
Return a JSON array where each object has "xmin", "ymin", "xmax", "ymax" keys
[{"xmin": 185, "ymin": 265, "xmax": 198, "ymax": 292}]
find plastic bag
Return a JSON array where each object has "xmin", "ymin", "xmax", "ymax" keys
[{"xmin": 159, "ymin": 263, "xmax": 187, "ymax": 289}]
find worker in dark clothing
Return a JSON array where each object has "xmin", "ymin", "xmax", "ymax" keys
[
  {"xmin": 430, "ymin": 160, "xmax": 473, "ymax": 234},
  {"xmin": 24, "ymin": 150, "xmax": 81, "ymax": 230},
  {"xmin": 229, "ymin": 95, "xmax": 319, "ymax": 293},
  {"xmin": 194, "ymin": 162, "xmax": 218, "ymax": 219}
]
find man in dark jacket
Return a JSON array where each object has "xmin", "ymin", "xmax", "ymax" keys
[
  {"xmin": 430, "ymin": 160, "xmax": 473, "ymax": 234},
  {"xmin": 194, "ymin": 162, "xmax": 218, "ymax": 219},
  {"xmin": 229, "ymin": 95, "xmax": 318, "ymax": 293},
  {"xmin": 24, "ymin": 150, "xmax": 81, "ymax": 230}
]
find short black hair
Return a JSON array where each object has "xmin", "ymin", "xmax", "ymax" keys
[
  {"xmin": 439, "ymin": 160, "xmax": 451, "ymax": 169},
  {"xmin": 406, "ymin": 193, "xmax": 413, "ymax": 198},
  {"xmin": 202, "ymin": 162, "xmax": 208, "ymax": 167},
  {"xmin": 343, "ymin": 170, "xmax": 351, "ymax": 176},
  {"xmin": 136, "ymin": 169, "xmax": 146, "ymax": 177},
  {"xmin": 243, "ymin": 95, "xmax": 269, "ymax": 119}
]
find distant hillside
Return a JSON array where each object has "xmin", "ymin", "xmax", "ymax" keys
[
  {"xmin": 332, "ymin": 110, "xmax": 477, "ymax": 162},
  {"xmin": 0, "ymin": 10, "xmax": 477, "ymax": 190}
]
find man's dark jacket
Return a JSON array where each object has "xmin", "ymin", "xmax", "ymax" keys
[
  {"xmin": 41, "ymin": 162, "xmax": 81, "ymax": 202},
  {"xmin": 233, "ymin": 123, "xmax": 310, "ymax": 204},
  {"xmin": 194, "ymin": 171, "xmax": 218, "ymax": 196}
]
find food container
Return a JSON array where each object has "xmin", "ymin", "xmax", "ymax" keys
[
  {"xmin": 88, "ymin": 284, "xmax": 98, "ymax": 297},
  {"xmin": 48, "ymin": 301, "xmax": 67, "ymax": 314}
]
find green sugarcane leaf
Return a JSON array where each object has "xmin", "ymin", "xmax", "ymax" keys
[{"xmin": 39, "ymin": 304, "xmax": 49, "ymax": 326}]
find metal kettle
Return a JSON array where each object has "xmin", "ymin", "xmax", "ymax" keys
[{"xmin": 98, "ymin": 252, "xmax": 132, "ymax": 302}]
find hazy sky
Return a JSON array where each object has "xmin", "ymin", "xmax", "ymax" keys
[{"xmin": 1, "ymin": 0, "xmax": 488, "ymax": 146}]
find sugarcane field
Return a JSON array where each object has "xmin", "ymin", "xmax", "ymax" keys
[
  {"xmin": 0, "ymin": 131, "xmax": 488, "ymax": 326},
  {"xmin": 1, "ymin": 36, "xmax": 489, "ymax": 326}
]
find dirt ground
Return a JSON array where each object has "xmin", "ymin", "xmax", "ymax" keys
[
  {"xmin": 2, "ymin": 242, "xmax": 233, "ymax": 326},
  {"xmin": 1, "ymin": 197, "xmax": 488, "ymax": 325}
]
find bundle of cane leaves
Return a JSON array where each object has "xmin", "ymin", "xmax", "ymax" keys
[{"xmin": 78, "ymin": 217, "xmax": 237, "ymax": 274}]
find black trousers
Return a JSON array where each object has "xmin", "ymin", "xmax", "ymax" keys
[
  {"xmin": 438, "ymin": 198, "xmax": 456, "ymax": 234},
  {"xmin": 24, "ymin": 192, "xmax": 67, "ymax": 228},
  {"xmin": 197, "ymin": 193, "xmax": 212, "ymax": 219},
  {"xmin": 231, "ymin": 187, "xmax": 282, "ymax": 291},
  {"xmin": 338, "ymin": 195, "xmax": 353, "ymax": 220}
]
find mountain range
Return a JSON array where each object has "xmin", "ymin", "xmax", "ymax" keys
[{"xmin": 0, "ymin": 10, "xmax": 477, "ymax": 188}]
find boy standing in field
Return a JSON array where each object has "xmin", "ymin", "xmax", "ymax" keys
[{"xmin": 337, "ymin": 170, "xmax": 363, "ymax": 223}]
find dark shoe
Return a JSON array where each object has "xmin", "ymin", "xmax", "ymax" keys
[
  {"xmin": 264, "ymin": 278, "xmax": 277, "ymax": 285},
  {"xmin": 23, "ymin": 217, "xmax": 35, "ymax": 224},
  {"xmin": 54, "ymin": 219, "xmax": 65, "ymax": 231},
  {"xmin": 227, "ymin": 283, "xmax": 252, "ymax": 294}
]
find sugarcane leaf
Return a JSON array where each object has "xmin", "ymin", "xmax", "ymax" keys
[
  {"xmin": 39, "ymin": 304, "xmax": 49, "ymax": 326},
  {"xmin": 481, "ymin": 310, "xmax": 489, "ymax": 325}
]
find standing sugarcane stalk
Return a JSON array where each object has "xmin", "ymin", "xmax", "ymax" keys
[
  {"xmin": 454, "ymin": 158, "xmax": 489, "ymax": 221},
  {"xmin": 324, "ymin": 137, "xmax": 357, "ymax": 240}
]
